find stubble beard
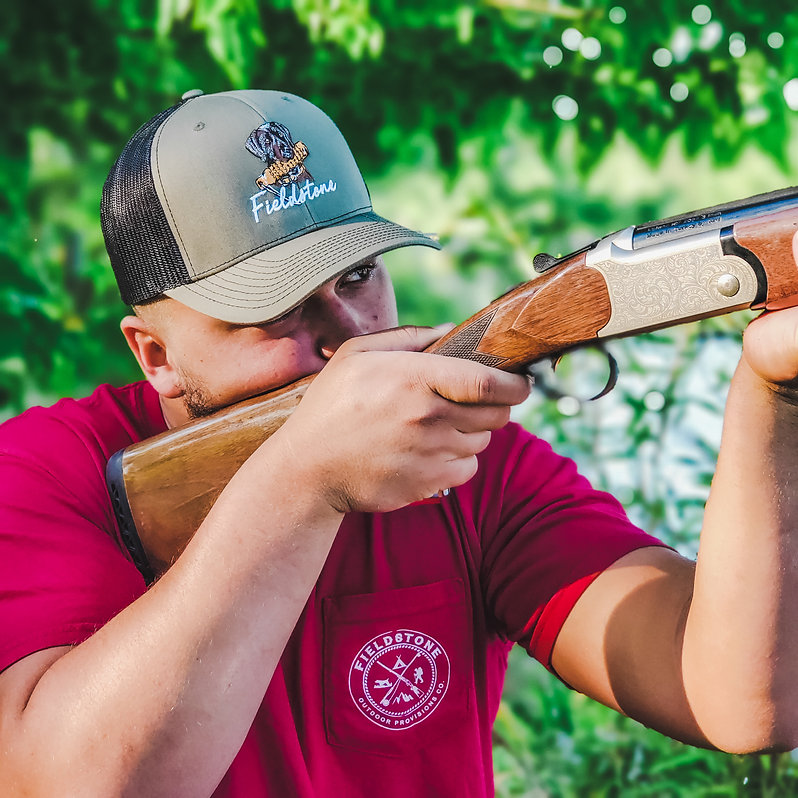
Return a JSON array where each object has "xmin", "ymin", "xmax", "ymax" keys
[{"xmin": 178, "ymin": 369, "xmax": 227, "ymax": 419}]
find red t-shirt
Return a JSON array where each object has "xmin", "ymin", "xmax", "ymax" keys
[{"xmin": 0, "ymin": 382, "xmax": 663, "ymax": 797}]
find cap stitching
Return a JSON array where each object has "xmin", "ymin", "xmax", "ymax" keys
[
  {"xmin": 178, "ymin": 226, "xmax": 436, "ymax": 306},
  {"xmin": 214, "ymin": 225, "xmax": 420, "ymax": 289}
]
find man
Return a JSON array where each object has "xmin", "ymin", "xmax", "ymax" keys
[{"xmin": 1, "ymin": 88, "xmax": 798, "ymax": 797}]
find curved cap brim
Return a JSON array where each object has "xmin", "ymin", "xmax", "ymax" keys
[{"xmin": 163, "ymin": 212, "xmax": 440, "ymax": 324}]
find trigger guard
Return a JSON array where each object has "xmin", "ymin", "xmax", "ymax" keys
[{"xmin": 525, "ymin": 346, "xmax": 618, "ymax": 403}]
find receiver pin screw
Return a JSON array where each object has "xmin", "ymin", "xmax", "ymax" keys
[{"xmin": 716, "ymin": 273, "xmax": 740, "ymax": 298}]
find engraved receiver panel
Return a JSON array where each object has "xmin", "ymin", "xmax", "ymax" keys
[{"xmin": 586, "ymin": 227, "xmax": 760, "ymax": 338}]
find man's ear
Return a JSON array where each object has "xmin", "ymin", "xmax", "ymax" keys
[{"xmin": 120, "ymin": 315, "xmax": 184, "ymax": 398}]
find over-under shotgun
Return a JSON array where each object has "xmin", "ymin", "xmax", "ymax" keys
[{"xmin": 107, "ymin": 186, "xmax": 798, "ymax": 581}]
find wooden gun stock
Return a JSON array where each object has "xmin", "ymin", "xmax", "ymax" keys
[{"xmin": 108, "ymin": 187, "xmax": 798, "ymax": 581}]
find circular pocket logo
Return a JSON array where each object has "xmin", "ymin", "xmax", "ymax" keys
[{"xmin": 348, "ymin": 629, "xmax": 450, "ymax": 730}]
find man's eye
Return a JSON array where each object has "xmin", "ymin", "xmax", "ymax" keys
[{"xmin": 339, "ymin": 265, "xmax": 376, "ymax": 285}]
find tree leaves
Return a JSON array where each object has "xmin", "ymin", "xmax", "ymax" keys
[{"xmin": 158, "ymin": 0, "xmax": 267, "ymax": 86}]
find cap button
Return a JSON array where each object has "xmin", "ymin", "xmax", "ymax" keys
[{"xmin": 181, "ymin": 89, "xmax": 204, "ymax": 101}]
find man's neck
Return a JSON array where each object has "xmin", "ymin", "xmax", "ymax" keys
[{"xmin": 159, "ymin": 394, "xmax": 190, "ymax": 430}]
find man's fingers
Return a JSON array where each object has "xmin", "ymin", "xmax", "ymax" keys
[
  {"xmin": 450, "ymin": 430, "xmax": 494, "ymax": 459},
  {"xmin": 430, "ymin": 402, "xmax": 513, "ymax": 434},
  {"xmin": 335, "ymin": 325, "xmax": 530, "ymax": 407},
  {"xmin": 285, "ymin": 322, "xmax": 531, "ymax": 514},
  {"xmin": 743, "ymin": 231, "xmax": 798, "ymax": 382},
  {"xmin": 423, "ymin": 355, "xmax": 531, "ymax": 407}
]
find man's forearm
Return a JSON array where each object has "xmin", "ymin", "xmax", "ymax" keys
[
  {"xmin": 4, "ymin": 434, "xmax": 344, "ymax": 797},
  {"xmin": 683, "ymin": 355, "xmax": 798, "ymax": 752}
]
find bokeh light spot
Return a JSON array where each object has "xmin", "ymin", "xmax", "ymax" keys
[
  {"xmin": 699, "ymin": 20, "xmax": 723, "ymax": 50},
  {"xmin": 644, "ymin": 391, "xmax": 666, "ymax": 412},
  {"xmin": 552, "ymin": 94, "xmax": 579, "ymax": 120},
  {"xmin": 580, "ymin": 37, "xmax": 602, "ymax": 60},
  {"xmin": 609, "ymin": 7, "xmax": 627, "ymax": 24},
  {"xmin": 729, "ymin": 33, "xmax": 746, "ymax": 58},
  {"xmin": 561, "ymin": 28, "xmax": 583, "ymax": 51},
  {"xmin": 653, "ymin": 48, "xmax": 673, "ymax": 68},
  {"xmin": 557, "ymin": 396, "xmax": 581, "ymax": 417},
  {"xmin": 670, "ymin": 82, "xmax": 689, "ymax": 102},
  {"xmin": 543, "ymin": 46, "xmax": 563, "ymax": 67},
  {"xmin": 692, "ymin": 4, "xmax": 712, "ymax": 24},
  {"xmin": 768, "ymin": 32, "xmax": 784, "ymax": 49}
]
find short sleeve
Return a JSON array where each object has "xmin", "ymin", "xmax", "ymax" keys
[{"xmin": 456, "ymin": 423, "xmax": 666, "ymax": 669}]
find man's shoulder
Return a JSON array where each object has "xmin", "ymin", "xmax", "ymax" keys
[{"xmin": 0, "ymin": 381, "xmax": 165, "ymax": 464}]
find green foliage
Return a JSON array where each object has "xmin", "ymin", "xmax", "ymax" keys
[
  {"xmin": 3, "ymin": 4, "xmax": 797, "ymax": 410},
  {"xmin": 157, "ymin": 0, "xmax": 267, "ymax": 86},
  {"xmin": 494, "ymin": 648, "xmax": 798, "ymax": 798},
  {"xmin": 4, "ymin": 1, "xmax": 798, "ymax": 792}
]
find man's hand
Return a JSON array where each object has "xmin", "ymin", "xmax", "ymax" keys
[{"xmin": 271, "ymin": 325, "xmax": 531, "ymax": 514}]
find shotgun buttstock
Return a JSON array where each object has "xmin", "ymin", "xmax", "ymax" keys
[{"xmin": 113, "ymin": 375, "xmax": 314, "ymax": 580}]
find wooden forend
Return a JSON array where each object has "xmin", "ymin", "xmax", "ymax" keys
[{"xmin": 734, "ymin": 209, "xmax": 798, "ymax": 309}]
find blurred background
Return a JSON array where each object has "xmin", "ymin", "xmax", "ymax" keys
[{"xmin": 4, "ymin": 1, "xmax": 798, "ymax": 794}]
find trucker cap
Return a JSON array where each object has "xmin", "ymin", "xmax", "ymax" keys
[{"xmin": 101, "ymin": 89, "xmax": 440, "ymax": 323}]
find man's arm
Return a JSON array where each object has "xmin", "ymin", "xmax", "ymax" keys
[
  {"xmin": 0, "ymin": 326, "xmax": 530, "ymax": 797},
  {"xmin": 551, "ymin": 296, "xmax": 798, "ymax": 752}
]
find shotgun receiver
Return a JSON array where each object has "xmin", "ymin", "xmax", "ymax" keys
[{"xmin": 108, "ymin": 185, "xmax": 798, "ymax": 581}]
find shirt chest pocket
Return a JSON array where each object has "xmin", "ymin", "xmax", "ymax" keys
[{"xmin": 322, "ymin": 578, "xmax": 472, "ymax": 758}]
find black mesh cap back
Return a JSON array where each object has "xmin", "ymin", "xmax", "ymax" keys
[{"xmin": 101, "ymin": 104, "xmax": 192, "ymax": 305}]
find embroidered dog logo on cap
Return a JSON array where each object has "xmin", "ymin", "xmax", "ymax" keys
[
  {"xmin": 349, "ymin": 629, "xmax": 451, "ymax": 730},
  {"xmin": 246, "ymin": 121, "xmax": 338, "ymax": 223},
  {"xmin": 245, "ymin": 121, "xmax": 313, "ymax": 193}
]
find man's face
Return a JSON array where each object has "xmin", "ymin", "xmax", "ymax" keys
[{"xmin": 140, "ymin": 258, "xmax": 398, "ymax": 420}]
